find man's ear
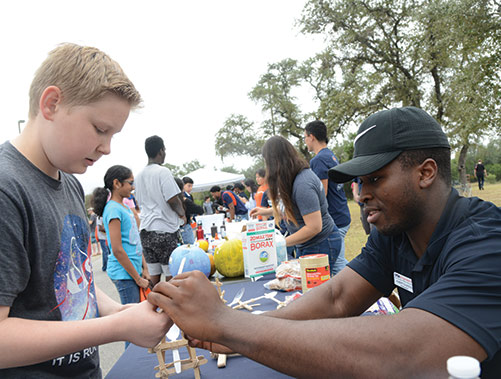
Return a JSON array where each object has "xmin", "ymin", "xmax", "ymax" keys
[
  {"xmin": 39, "ymin": 86, "xmax": 62, "ymax": 121},
  {"xmin": 418, "ymin": 158, "xmax": 438, "ymax": 189}
]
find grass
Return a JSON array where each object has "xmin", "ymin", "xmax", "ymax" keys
[{"xmin": 344, "ymin": 181, "xmax": 501, "ymax": 262}]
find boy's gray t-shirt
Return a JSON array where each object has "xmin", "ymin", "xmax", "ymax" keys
[
  {"xmin": 0, "ymin": 142, "xmax": 100, "ymax": 378},
  {"xmin": 285, "ymin": 168, "xmax": 335, "ymax": 249}
]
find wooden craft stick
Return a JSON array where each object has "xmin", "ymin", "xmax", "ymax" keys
[{"xmin": 217, "ymin": 353, "xmax": 227, "ymax": 368}]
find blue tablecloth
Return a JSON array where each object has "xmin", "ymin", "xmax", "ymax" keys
[{"xmin": 106, "ymin": 275, "xmax": 296, "ymax": 378}]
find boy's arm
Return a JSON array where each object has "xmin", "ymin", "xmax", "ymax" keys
[{"xmin": 0, "ymin": 302, "xmax": 171, "ymax": 369}]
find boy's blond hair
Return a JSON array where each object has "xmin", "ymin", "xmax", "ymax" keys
[{"xmin": 29, "ymin": 43, "xmax": 142, "ymax": 118}]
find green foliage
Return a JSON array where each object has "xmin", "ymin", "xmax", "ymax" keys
[
  {"xmin": 212, "ymin": 0, "xmax": 500, "ymax": 182},
  {"xmin": 163, "ymin": 159, "xmax": 205, "ymax": 178},
  {"xmin": 214, "ymin": 114, "xmax": 265, "ymax": 161}
]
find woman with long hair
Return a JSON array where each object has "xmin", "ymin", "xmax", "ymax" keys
[
  {"xmin": 250, "ymin": 136, "xmax": 342, "ymax": 274},
  {"xmin": 92, "ymin": 165, "xmax": 150, "ymax": 306}
]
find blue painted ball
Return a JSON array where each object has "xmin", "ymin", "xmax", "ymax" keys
[{"xmin": 169, "ymin": 244, "xmax": 211, "ymax": 277}]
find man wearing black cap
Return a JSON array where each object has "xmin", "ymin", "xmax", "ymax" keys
[{"xmin": 149, "ymin": 107, "xmax": 501, "ymax": 378}]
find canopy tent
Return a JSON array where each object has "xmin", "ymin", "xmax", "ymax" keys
[{"xmin": 184, "ymin": 168, "xmax": 245, "ymax": 193}]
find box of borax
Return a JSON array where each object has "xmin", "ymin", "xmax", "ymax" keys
[{"xmin": 242, "ymin": 220, "xmax": 277, "ymax": 278}]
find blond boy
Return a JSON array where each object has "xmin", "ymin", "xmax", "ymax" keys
[{"xmin": 0, "ymin": 43, "xmax": 171, "ymax": 377}]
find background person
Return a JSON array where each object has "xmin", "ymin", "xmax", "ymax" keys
[
  {"xmin": 210, "ymin": 186, "xmax": 249, "ymax": 222},
  {"xmin": 92, "ymin": 166, "xmax": 150, "ymax": 307},
  {"xmin": 135, "ymin": 136, "xmax": 186, "ymax": 284},
  {"xmin": 175, "ymin": 177, "xmax": 203, "ymax": 244},
  {"xmin": 474, "ymin": 159, "xmax": 487, "ymax": 190},
  {"xmin": 304, "ymin": 120, "xmax": 351, "ymax": 274},
  {"xmin": 250, "ymin": 136, "xmax": 342, "ymax": 273},
  {"xmin": 96, "ymin": 215, "xmax": 111, "ymax": 271},
  {"xmin": 254, "ymin": 168, "xmax": 269, "ymax": 220},
  {"xmin": 150, "ymin": 106, "xmax": 501, "ymax": 378}
]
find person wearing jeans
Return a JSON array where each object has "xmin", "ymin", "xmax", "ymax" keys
[
  {"xmin": 97, "ymin": 216, "xmax": 111, "ymax": 271},
  {"xmin": 250, "ymin": 136, "xmax": 342, "ymax": 277}
]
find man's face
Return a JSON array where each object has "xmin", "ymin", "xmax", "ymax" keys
[
  {"xmin": 42, "ymin": 93, "xmax": 130, "ymax": 175},
  {"xmin": 210, "ymin": 191, "xmax": 220, "ymax": 200},
  {"xmin": 184, "ymin": 183, "xmax": 193, "ymax": 193},
  {"xmin": 360, "ymin": 158, "xmax": 424, "ymax": 236},
  {"xmin": 304, "ymin": 131, "xmax": 314, "ymax": 152}
]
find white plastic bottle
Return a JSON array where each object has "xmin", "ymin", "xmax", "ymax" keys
[
  {"xmin": 447, "ymin": 356, "xmax": 481, "ymax": 379},
  {"xmin": 274, "ymin": 231, "xmax": 287, "ymax": 266}
]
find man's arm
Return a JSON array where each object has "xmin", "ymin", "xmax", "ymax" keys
[
  {"xmin": 167, "ymin": 195, "xmax": 186, "ymax": 225},
  {"xmin": 0, "ymin": 301, "xmax": 171, "ymax": 369},
  {"xmin": 150, "ymin": 269, "xmax": 487, "ymax": 378},
  {"xmin": 227, "ymin": 202, "xmax": 235, "ymax": 221}
]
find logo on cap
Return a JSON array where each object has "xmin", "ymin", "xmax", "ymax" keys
[{"xmin": 353, "ymin": 125, "xmax": 377, "ymax": 146}]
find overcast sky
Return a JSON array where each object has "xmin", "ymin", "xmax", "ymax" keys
[{"xmin": 1, "ymin": 0, "xmax": 325, "ymax": 194}]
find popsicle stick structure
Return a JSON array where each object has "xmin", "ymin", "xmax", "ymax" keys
[
  {"xmin": 148, "ymin": 334, "xmax": 208, "ymax": 378},
  {"xmin": 212, "ymin": 278, "xmax": 227, "ymax": 303}
]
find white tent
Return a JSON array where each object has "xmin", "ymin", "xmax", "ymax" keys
[{"xmin": 184, "ymin": 168, "xmax": 245, "ymax": 193}]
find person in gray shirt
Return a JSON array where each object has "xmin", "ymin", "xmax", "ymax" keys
[{"xmin": 250, "ymin": 136, "xmax": 342, "ymax": 274}]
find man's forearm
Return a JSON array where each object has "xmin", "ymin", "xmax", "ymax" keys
[
  {"xmin": 214, "ymin": 309, "xmax": 472, "ymax": 378},
  {"xmin": 167, "ymin": 196, "xmax": 185, "ymax": 218}
]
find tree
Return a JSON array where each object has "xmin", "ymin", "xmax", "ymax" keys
[
  {"xmin": 299, "ymin": 0, "xmax": 501, "ymax": 185},
  {"xmin": 215, "ymin": 114, "xmax": 265, "ymax": 162},
  {"xmin": 214, "ymin": 0, "xmax": 500, "ymax": 180},
  {"xmin": 163, "ymin": 159, "xmax": 205, "ymax": 178}
]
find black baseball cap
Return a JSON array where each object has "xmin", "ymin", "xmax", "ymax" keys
[{"xmin": 328, "ymin": 107, "xmax": 450, "ymax": 183}]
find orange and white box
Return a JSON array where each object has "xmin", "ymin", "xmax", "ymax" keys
[{"xmin": 242, "ymin": 220, "xmax": 277, "ymax": 278}]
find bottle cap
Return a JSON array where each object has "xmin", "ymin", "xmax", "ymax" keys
[{"xmin": 447, "ymin": 356, "xmax": 480, "ymax": 378}]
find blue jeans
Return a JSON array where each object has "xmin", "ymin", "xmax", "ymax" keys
[
  {"xmin": 180, "ymin": 223, "xmax": 195, "ymax": 244},
  {"xmin": 112, "ymin": 279, "xmax": 140, "ymax": 349},
  {"xmin": 99, "ymin": 239, "xmax": 110, "ymax": 271},
  {"xmin": 331, "ymin": 224, "xmax": 350, "ymax": 275},
  {"xmin": 296, "ymin": 229, "xmax": 342, "ymax": 276}
]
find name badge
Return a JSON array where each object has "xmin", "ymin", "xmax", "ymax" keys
[{"xmin": 394, "ymin": 272, "xmax": 413, "ymax": 293}]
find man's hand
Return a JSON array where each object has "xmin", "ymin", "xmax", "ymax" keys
[{"xmin": 148, "ymin": 271, "xmax": 229, "ymax": 342}]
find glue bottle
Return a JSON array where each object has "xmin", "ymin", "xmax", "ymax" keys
[{"xmin": 447, "ymin": 356, "xmax": 480, "ymax": 379}]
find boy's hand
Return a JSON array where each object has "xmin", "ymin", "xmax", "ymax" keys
[{"xmin": 115, "ymin": 301, "xmax": 172, "ymax": 347}]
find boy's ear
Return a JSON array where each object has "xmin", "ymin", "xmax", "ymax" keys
[{"xmin": 39, "ymin": 86, "xmax": 62, "ymax": 121}]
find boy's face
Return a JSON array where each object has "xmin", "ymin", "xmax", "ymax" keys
[
  {"xmin": 184, "ymin": 183, "xmax": 193, "ymax": 193},
  {"xmin": 41, "ymin": 93, "xmax": 131, "ymax": 175}
]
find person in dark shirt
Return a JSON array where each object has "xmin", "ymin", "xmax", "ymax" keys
[
  {"xmin": 150, "ymin": 107, "xmax": 501, "ymax": 378},
  {"xmin": 474, "ymin": 159, "xmax": 487, "ymax": 190}
]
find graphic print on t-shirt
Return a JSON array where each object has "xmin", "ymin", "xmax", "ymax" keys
[{"xmin": 52, "ymin": 214, "xmax": 98, "ymax": 320}]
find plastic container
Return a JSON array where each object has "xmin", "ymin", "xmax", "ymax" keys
[
  {"xmin": 299, "ymin": 254, "xmax": 330, "ymax": 293},
  {"xmin": 447, "ymin": 356, "xmax": 480, "ymax": 379},
  {"xmin": 274, "ymin": 231, "xmax": 287, "ymax": 266},
  {"xmin": 211, "ymin": 223, "xmax": 218, "ymax": 238}
]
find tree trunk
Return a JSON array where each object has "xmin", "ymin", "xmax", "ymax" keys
[{"xmin": 457, "ymin": 143, "xmax": 469, "ymax": 186}]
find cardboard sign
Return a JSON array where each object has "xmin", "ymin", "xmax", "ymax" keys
[{"xmin": 242, "ymin": 220, "xmax": 277, "ymax": 278}]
